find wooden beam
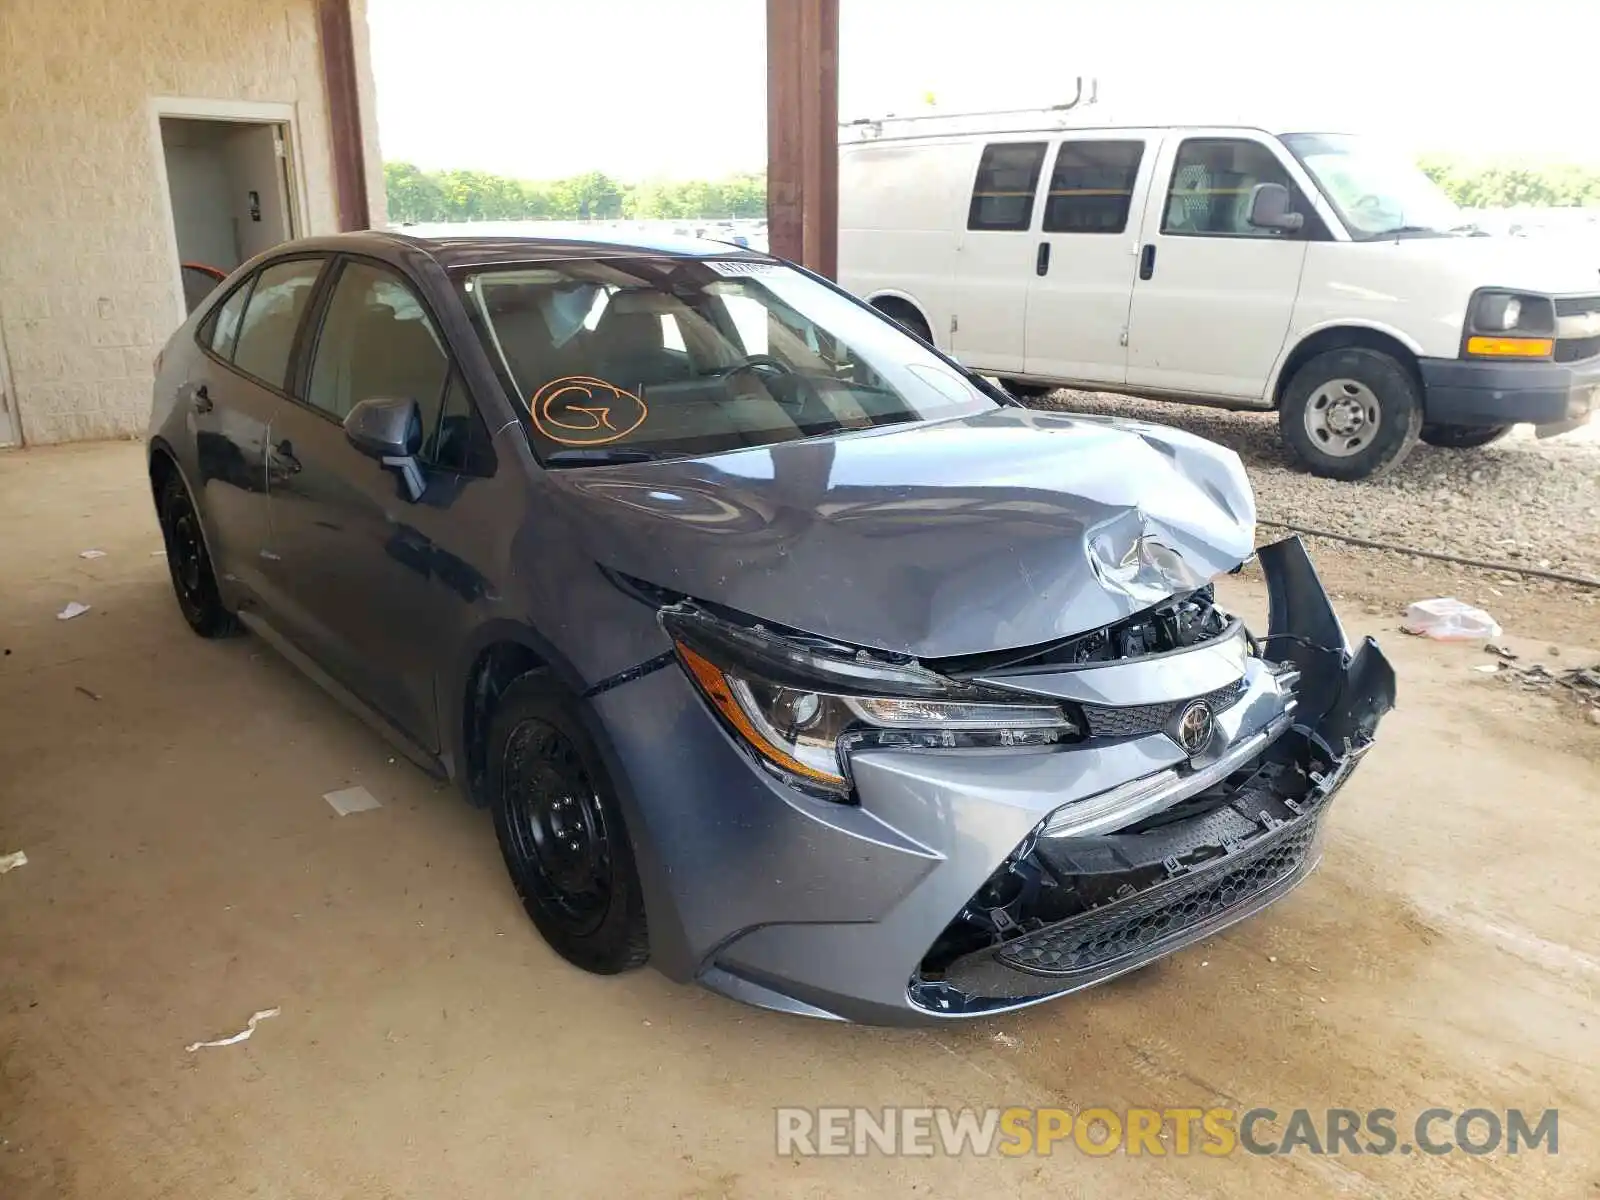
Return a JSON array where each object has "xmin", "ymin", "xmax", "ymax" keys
[
  {"xmin": 318, "ymin": 0, "xmax": 371, "ymax": 232},
  {"xmin": 766, "ymin": 0, "xmax": 838, "ymax": 277}
]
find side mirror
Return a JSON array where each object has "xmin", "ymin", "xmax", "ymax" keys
[
  {"xmin": 1247, "ymin": 182, "xmax": 1305, "ymax": 232},
  {"xmin": 344, "ymin": 397, "xmax": 425, "ymax": 501}
]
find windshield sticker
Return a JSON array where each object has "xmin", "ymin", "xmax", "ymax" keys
[
  {"xmin": 530, "ymin": 376, "xmax": 648, "ymax": 446},
  {"xmin": 705, "ymin": 259, "xmax": 778, "ymax": 277}
]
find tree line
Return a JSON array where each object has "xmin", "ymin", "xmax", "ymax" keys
[
  {"xmin": 384, "ymin": 163, "xmax": 766, "ymax": 224},
  {"xmin": 384, "ymin": 158, "xmax": 1600, "ymax": 225}
]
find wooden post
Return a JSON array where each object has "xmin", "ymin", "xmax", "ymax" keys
[
  {"xmin": 766, "ymin": 0, "xmax": 838, "ymax": 277},
  {"xmin": 318, "ymin": 0, "xmax": 371, "ymax": 231}
]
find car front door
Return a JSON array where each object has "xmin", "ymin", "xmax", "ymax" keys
[
  {"xmin": 1023, "ymin": 132, "xmax": 1157, "ymax": 386},
  {"xmin": 262, "ymin": 256, "xmax": 499, "ymax": 749},
  {"xmin": 1124, "ymin": 133, "xmax": 1316, "ymax": 400},
  {"xmin": 948, "ymin": 140, "xmax": 1048, "ymax": 374},
  {"xmin": 189, "ymin": 257, "xmax": 327, "ymax": 601}
]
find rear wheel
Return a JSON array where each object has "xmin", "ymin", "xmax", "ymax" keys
[
  {"xmin": 487, "ymin": 674, "xmax": 649, "ymax": 975},
  {"xmin": 1278, "ymin": 347, "xmax": 1422, "ymax": 480},
  {"xmin": 871, "ymin": 298, "xmax": 933, "ymax": 345},
  {"xmin": 156, "ymin": 470, "xmax": 238, "ymax": 637},
  {"xmin": 1420, "ymin": 423, "xmax": 1513, "ymax": 449},
  {"xmin": 1000, "ymin": 379, "xmax": 1053, "ymax": 400}
]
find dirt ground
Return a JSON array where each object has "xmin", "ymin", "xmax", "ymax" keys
[{"xmin": 3, "ymin": 441, "xmax": 1598, "ymax": 1199}]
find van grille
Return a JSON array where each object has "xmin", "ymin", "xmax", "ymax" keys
[{"xmin": 1555, "ymin": 296, "xmax": 1600, "ymax": 363}]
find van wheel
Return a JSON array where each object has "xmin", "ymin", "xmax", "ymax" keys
[
  {"xmin": 1420, "ymin": 423, "xmax": 1513, "ymax": 449},
  {"xmin": 1278, "ymin": 348, "xmax": 1422, "ymax": 480},
  {"xmin": 487, "ymin": 673, "xmax": 649, "ymax": 975},
  {"xmin": 1000, "ymin": 379, "xmax": 1053, "ymax": 400},
  {"xmin": 872, "ymin": 299, "xmax": 933, "ymax": 345}
]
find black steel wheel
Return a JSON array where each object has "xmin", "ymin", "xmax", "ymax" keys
[
  {"xmin": 488, "ymin": 674, "xmax": 649, "ymax": 974},
  {"xmin": 157, "ymin": 470, "xmax": 238, "ymax": 637}
]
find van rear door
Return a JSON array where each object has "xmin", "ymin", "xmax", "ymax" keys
[
  {"xmin": 948, "ymin": 140, "xmax": 1048, "ymax": 374},
  {"xmin": 1124, "ymin": 132, "xmax": 1314, "ymax": 401},
  {"xmin": 1023, "ymin": 131, "xmax": 1159, "ymax": 386}
]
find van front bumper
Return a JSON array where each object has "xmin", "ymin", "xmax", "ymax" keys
[{"xmin": 1419, "ymin": 354, "xmax": 1600, "ymax": 433}]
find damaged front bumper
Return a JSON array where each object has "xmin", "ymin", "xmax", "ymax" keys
[{"xmin": 595, "ymin": 536, "xmax": 1395, "ymax": 1025}]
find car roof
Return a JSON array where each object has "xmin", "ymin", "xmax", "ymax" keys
[{"xmin": 277, "ymin": 228, "xmax": 774, "ymax": 271}]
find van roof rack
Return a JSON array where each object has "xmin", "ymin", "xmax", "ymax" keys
[{"xmin": 841, "ymin": 78, "xmax": 1099, "ymax": 140}]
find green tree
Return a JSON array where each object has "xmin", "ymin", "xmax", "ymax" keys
[{"xmin": 383, "ymin": 164, "xmax": 766, "ymax": 223}]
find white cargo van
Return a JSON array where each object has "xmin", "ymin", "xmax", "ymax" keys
[{"xmin": 839, "ymin": 112, "xmax": 1600, "ymax": 479}]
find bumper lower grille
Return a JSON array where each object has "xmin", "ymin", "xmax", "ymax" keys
[
  {"xmin": 997, "ymin": 816, "xmax": 1319, "ymax": 977},
  {"xmin": 1080, "ymin": 678, "xmax": 1246, "ymax": 740}
]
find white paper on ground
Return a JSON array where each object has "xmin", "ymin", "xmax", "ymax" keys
[
  {"xmin": 185, "ymin": 1007, "xmax": 281, "ymax": 1052},
  {"xmin": 78, "ymin": 549, "xmax": 106, "ymax": 559},
  {"xmin": 0, "ymin": 850, "xmax": 27, "ymax": 874},
  {"xmin": 56, "ymin": 601, "xmax": 91, "ymax": 621},
  {"xmin": 323, "ymin": 786, "xmax": 382, "ymax": 816}
]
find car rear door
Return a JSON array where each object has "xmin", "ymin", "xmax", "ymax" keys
[
  {"xmin": 948, "ymin": 140, "xmax": 1048, "ymax": 374},
  {"xmin": 1023, "ymin": 132, "xmax": 1158, "ymax": 386},
  {"xmin": 262, "ymin": 255, "xmax": 499, "ymax": 749},
  {"xmin": 1124, "ymin": 132, "xmax": 1315, "ymax": 400},
  {"xmin": 188, "ymin": 256, "xmax": 327, "ymax": 602}
]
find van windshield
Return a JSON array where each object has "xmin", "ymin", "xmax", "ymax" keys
[
  {"xmin": 1282, "ymin": 133, "xmax": 1465, "ymax": 240},
  {"xmin": 464, "ymin": 258, "xmax": 999, "ymax": 464}
]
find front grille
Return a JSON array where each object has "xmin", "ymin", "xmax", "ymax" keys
[
  {"xmin": 1080, "ymin": 678, "xmax": 1246, "ymax": 740},
  {"xmin": 996, "ymin": 817, "xmax": 1318, "ymax": 977},
  {"xmin": 1555, "ymin": 297, "xmax": 1600, "ymax": 363}
]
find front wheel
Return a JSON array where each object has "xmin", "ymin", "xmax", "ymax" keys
[
  {"xmin": 1420, "ymin": 423, "xmax": 1513, "ymax": 449},
  {"xmin": 1278, "ymin": 348, "xmax": 1423, "ymax": 480},
  {"xmin": 999, "ymin": 378, "xmax": 1053, "ymax": 400},
  {"xmin": 487, "ymin": 674, "xmax": 649, "ymax": 975}
]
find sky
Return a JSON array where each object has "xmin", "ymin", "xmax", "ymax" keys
[{"xmin": 368, "ymin": 0, "xmax": 1600, "ymax": 181}]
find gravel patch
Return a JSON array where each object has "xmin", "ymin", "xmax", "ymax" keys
[{"xmin": 1032, "ymin": 390, "xmax": 1600, "ymax": 580}]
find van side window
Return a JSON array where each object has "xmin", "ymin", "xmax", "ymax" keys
[
  {"xmin": 967, "ymin": 143, "xmax": 1046, "ymax": 232},
  {"xmin": 1163, "ymin": 139, "xmax": 1299, "ymax": 238},
  {"xmin": 1043, "ymin": 140, "xmax": 1144, "ymax": 234}
]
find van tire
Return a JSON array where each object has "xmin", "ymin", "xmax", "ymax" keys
[
  {"xmin": 1278, "ymin": 348, "xmax": 1422, "ymax": 481},
  {"xmin": 871, "ymin": 298, "xmax": 933, "ymax": 345},
  {"xmin": 1420, "ymin": 423, "xmax": 1513, "ymax": 449},
  {"xmin": 1000, "ymin": 379, "xmax": 1053, "ymax": 400}
]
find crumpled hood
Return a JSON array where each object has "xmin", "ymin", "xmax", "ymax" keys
[{"xmin": 544, "ymin": 407, "xmax": 1256, "ymax": 659}]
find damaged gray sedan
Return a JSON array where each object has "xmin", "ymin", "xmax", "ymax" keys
[{"xmin": 147, "ymin": 231, "xmax": 1395, "ymax": 1026}]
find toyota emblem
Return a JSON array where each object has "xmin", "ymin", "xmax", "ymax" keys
[{"xmin": 1175, "ymin": 700, "xmax": 1215, "ymax": 755}]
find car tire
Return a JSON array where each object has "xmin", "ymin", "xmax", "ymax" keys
[
  {"xmin": 1420, "ymin": 423, "xmax": 1513, "ymax": 449},
  {"xmin": 1000, "ymin": 378, "xmax": 1053, "ymax": 400},
  {"xmin": 487, "ymin": 673, "xmax": 650, "ymax": 975},
  {"xmin": 1278, "ymin": 348, "xmax": 1423, "ymax": 481},
  {"xmin": 157, "ymin": 470, "xmax": 239, "ymax": 638},
  {"xmin": 872, "ymin": 299, "xmax": 933, "ymax": 345}
]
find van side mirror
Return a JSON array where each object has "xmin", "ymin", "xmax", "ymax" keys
[
  {"xmin": 1247, "ymin": 182, "xmax": 1305, "ymax": 232},
  {"xmin": 344, "ymin": 396, "xmax": 425, "ymax": 501}
]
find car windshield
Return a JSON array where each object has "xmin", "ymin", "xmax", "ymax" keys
[
  {"xmin": 1282, "ymin": 133, "xmax": 1465, "ymax": 239},
  {"xmin": 464, "ymin": 257, "xmax": 998, "ymax": 463}
]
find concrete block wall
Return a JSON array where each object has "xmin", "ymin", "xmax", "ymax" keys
[{"xmin": 0, "ymin": 0, "xmax": 386, "ymax": 445}]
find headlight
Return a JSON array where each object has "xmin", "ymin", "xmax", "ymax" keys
[
  {"xmin": 1466, "ymin": 290, "xmax": 1555, "ymax": 358},
  {"xmin": 665, "ymin": 608, "xmax": 1078, "ymax": 798}
]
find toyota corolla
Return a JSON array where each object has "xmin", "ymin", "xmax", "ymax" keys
[{"xmin": 147, "ymin": 231, "xmax": 1395, "ymax": 1025}]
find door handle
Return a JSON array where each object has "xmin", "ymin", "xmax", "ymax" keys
[
  {"xmin": 1138, "ymin": 243, "xmax": 1157, "ymax": 280},
  {"xmin": 273, "ymin": 439, "xmax": 302, "ymax": 475},
  {"xmin": 188, "ymin": 383, "xmax": 212, "ymax": 413},
  {"xmin": 1036, "ymin": 241, "xmax": 1051, "ymax": 277}
]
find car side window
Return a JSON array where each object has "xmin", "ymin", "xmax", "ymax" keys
[
  {"xmin": 203, "ymin": 277, "xmax": 253, "ymax": 359},
  {"xmin": 307, "ymin": 260, "xmax": 450, "ymax": 426},
  {"xmin": 1043, "ymin": 140, "xmax": 1144, "ymax": 234},
  {"xmin": 426, "ymin": 370, "xmax": 495, "ymax": 475},
  {"xmin": 231, "ymin": 259, "xmax": 326, "ymax": 388},
  {"xmin": 967, "ymin": 142, "xmax": 1046, "ymax": 232},
  {"xmin": 1162, "ymin": 138, "xmax": 1301, "ymax": 238}
]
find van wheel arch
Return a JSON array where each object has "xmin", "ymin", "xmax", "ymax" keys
[
  {"xmin": 869, "ymin": 295, "xmax": 934, "ymax": 345},
  {"xmin": 1272, "ymin": 327, "xmax": 1423, "ymax": 409}
]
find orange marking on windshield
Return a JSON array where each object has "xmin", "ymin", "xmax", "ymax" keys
[{"xmin": 530, "ymin": 375, "xmax": 648, "ymax": 446}]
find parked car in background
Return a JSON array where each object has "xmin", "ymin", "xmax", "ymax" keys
[
  {"xmin": 839, "ymin": 115, "xmax": 1600, "ymax": 479},
  {"xmin": 148, "ymin": 230, "xmax": 1392, "ymax": 1024}
]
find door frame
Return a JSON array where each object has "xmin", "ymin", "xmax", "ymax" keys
[
  {"xmin": 148, "ymin": 97, "xmax": 311, "ymax": 329},
  {"xmin": 0, "ymin": 310, "xmax": 19, "ymax": 447}
]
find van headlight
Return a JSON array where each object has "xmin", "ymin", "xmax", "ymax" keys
[
  {"xmin": 663, "ymin": 606, "xmax": 1078, "ymax": 798},
  {"xmin": 1466, "ymin": 290, "xmax": 1555, "ymax": 358}
]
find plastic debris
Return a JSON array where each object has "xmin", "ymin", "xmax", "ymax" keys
[
  {"xmin": 56, "ymin": 602, "xmax": 91, "ymax": 621},
  {"xmin": 1484, "ymin": 642, "xmax": 1519, "ymax": 660},
  {"xmin": 78, "ymin": 549, "xmax": 106, "ymax": 560},
  {"xmin": 323, "ymin": 785, "xmax": 381, "ymax": 816},
  {"xmin": 0, "ymin": 851, "xmax": 27, "ymax": 874},
  {"xmin": 1401, "ymin": 598, "xmax": 1501, "ymax": 641},
  {"xmin": 1472, "ymin": 664, "xmax": 1501, "ymax": 674},
  {"xmin": 185, "ymin": 1007, "xmax": 280, "ymax": 1052},
  {"xmin": 74, "ymin": 685, "xmax": 101, "ymax": 701}
]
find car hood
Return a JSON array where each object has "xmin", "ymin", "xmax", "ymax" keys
[
  {"xmin": 544, "ymin": 407, "xmax": 1257, "ymax": 659},
  {"xmin": 1388, "ymin": 234, "xmax": 1600, "ymax": 294}
]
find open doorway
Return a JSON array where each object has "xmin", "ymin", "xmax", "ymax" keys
[{"xmin": 158, "ymin": 117, "xmax": 297, "ymax": 313}]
